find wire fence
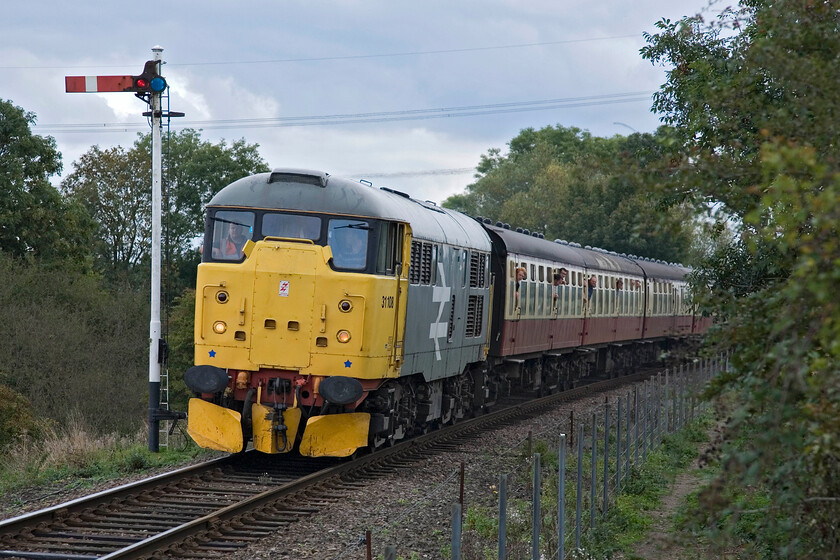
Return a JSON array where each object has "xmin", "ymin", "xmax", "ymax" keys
[{"xmin": 336, "ymin": 352, "xmax": 728, "ymax": 559}]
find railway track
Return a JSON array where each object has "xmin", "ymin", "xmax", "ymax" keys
[{"xmin": 0, "ymin": 368, "xmax": 655, "ymax": 560}]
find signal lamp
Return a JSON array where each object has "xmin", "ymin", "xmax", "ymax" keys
[
  {"xmin": 336, "ymin": 330, "xmax": 351, "ymax": 343},
  {"xmin": 338, "ymin": 300, "xmax": 353, "ymax": 312},
  {"xmin": 130, "ymin": 60, "xmax": 167, "ymax": 93},
  {"xmin": 213, "ymin": 321, "xmax": 227, "ymax": 334},
  {"xmin": 149, "ymin": 76, "xmax": 167, "ymax": 92}
]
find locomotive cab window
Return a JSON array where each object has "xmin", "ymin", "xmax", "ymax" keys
[
  {"xmin": 208, "ymin": 210, "xmax": 255, "ymax": 261},
  {"xmin": 262, "ymin": 213, "xmax": 321, "ymax": 241},
  {"xmin": 328, "ymin": 219, "xmax": 371, "ymax": 271}
]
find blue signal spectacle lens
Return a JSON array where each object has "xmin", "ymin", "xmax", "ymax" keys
[{"xmin": 150, "ymin": 76, "xmax": 167, "ymax": 92}]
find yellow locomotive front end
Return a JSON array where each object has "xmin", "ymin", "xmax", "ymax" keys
[{"xmin": 185, "ymin": 177, "xmax": 410, "ymax": 457}]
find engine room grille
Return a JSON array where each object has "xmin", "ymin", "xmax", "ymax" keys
[
  {"xmin": 409, "ymin": 241, "xmax": 434, "ymax": 285},
  {"xmin": 469, "ymin": 252, "xmax": 487, "ymax": 288},
  {"xmin": 465, "ymin": 295, "xmax": 483, "ymax": 338}
]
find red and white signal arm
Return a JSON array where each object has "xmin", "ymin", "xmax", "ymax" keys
[
  {"xmin": 65, "ymin": 75, "xmax": 135, "ymax": 93},
  {"xmin": 65, "ymin": 61, "xmax": 166, "ymax": 94}
]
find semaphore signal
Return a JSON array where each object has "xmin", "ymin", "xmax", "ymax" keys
[
  {"xmin": 64, "ymin": 47, "xmax": 184, "ymax": 453},
  {"xmin": 66, "ymin": 60, "xmax": 167, "ymax": 96}
]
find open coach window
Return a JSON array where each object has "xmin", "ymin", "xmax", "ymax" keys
[{"xmin": 208, "ymin": 210, "xmax": 254, "ymax": 261}]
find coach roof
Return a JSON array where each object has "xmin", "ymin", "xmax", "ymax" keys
[
  {"xmin": 486, "ymin": 224, "xmax": 644, "ymax": 276},
  {"xmin": 207, "ymin": 168, "xmax": 491, "ymax": 251}
]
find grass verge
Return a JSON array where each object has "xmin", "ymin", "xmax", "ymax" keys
[
  {"xmin": 459, "ymin": 411, "xmax": 716, "ymax": 559},
  {"xmin": 0, "ymin": 416, "xmax": 214, "ymax": 507},
  {"xmin": 580, "ymin": 414, "xmax": 714, "ymax": 558}
]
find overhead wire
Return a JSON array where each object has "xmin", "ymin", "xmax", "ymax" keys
[
  {"xmin": 33, "ymin": 91, "xmax": 653, "ymax": 134},
  {"xmin": 1, "ymin": 34, "xmax": 642, "ymax": 70}
]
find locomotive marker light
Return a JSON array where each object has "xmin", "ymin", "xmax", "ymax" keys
[
  {"xmin": 337, "ymin": 330, "xmax": 352, "ymax": 343},
  {"xmin": 65, "ymin": 47, "xmax": 186, "ymax": 452}
]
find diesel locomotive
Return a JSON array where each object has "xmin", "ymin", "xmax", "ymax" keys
[{"xmin": 184, "ymin": 168, "xmax": 708, "ymax": 457}]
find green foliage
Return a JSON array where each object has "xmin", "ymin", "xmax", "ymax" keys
[
  {"xmin": 443, "ymin": 124, "xmax": 696, "ymax": 262},
  {"xmin": 0, "ymin": 383, "xmax": 50, "ymax": 448},
  {"xmin": 581, "ymin": 416, "xmax": 711, "ymax": 558},
  {"xmin": 166, "ymin": 289, "xmax": 196, "ymax": 410},
  {"xmin": 61, "ymin": 128, "xmax": 269, "ymax": 287},
  {"xmin": 60, "ymin": 145, "xmax": 151, "ymax": 274},
  {"xmin": 0, "ymin": 252, "xmax": 148, "ymax": 433},
  {"xmin": 0, "ymin": 99, "xmax": 95, "ymax": 262},
  {"xmin": 642, "ymin": 2, "xmax": 840, "ymax": 556}
]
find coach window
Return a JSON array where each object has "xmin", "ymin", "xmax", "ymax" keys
[
  {"xmin": 656, "ymin": 282, "xmax": 662, "ymax": 315},
  {"xmin": 648, "ymin": 282, "xmax": 655, "ymax": 315},
  {"xmin": 634, "ymin": 281, "xmax": 641, "ymax": 314},
  {"xmin": 597, "ymin": 276, "xmax": 604, "ymax": 316},
  {"xmin": 508, "ymin": 260, "xmax": 517, "ymax": 315},
  {"xmin": 209, "ymin": 210, "xmax": 255, "ymax": 262},
  {"xmin": 675, "ymin": 286, "xmax": 682, "ymax": 315},
  {"xmin": 650, "ymin": 282, "xmax": 659, "ymax": 315},
  {"xmin": 615, "ymin": 278, "xmax": 624, "ymax": 315},
  {"xmin": 604, "ymin": 275, "xmax": 609, "ymax": 316}
]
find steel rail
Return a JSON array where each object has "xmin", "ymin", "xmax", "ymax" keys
[{"xmin": 0, "ymin": 367, "xmax": 656, "ymax": 560}]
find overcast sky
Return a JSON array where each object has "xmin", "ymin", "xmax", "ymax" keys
[{"xmin": 3, "ymin": 0, "xmax": 716, "ymax": 204}]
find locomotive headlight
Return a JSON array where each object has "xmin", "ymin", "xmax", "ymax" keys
[
  {"xmin": 213, "ymin": 321, "xmax": 227, "ymax": 334},
  {"xmin": 336, "ymin": 329, "xmax": 352, "ymax": 343},
  {"xmin": 338, "ymin": 299, "xmax": 353, "ymax": 312},
  {"xmin": 216, "ymin": 291, "xmax": 229, "ymax": 304}
]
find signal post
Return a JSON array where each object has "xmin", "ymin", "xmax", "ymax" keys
[{"xmin": 66, "ymin": 46, "xmax": 185, "ymax": 451}]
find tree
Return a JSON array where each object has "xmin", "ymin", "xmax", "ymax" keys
[
  {"xmin": 642, "ymin": 2, "xmax": 840, "ymax": 556},
  {"xmin": 133, "ymin": 129, "xmax": 270, "ymax": 256},
  {"xmin": 61, "ymin": 145, "xmax": 150, "ymax": 273},
  {"xmin": 0, "ymin": 99, "xmax": 94, "ymax": 262},
  {"xmin": 444, "ymin": 124, "xmax": 696, "ymax": 262},
  {"xmin": 62, "ymin": 129, "xmax": 269, "ymax": 284}
]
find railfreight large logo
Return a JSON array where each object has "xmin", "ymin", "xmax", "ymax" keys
[{"xmin": 429, "ymin": 262, "xmax": 451, "ymax": 361}]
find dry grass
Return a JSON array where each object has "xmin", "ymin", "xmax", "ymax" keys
[{"xmin": 0, "ymin": 411, "xmax": 149, "ymax": 491}]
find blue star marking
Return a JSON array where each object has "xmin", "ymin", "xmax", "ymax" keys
[
  {"xmin": 209, "ymin": 349, "xmax": 216, "ymax": 358},
  {"xmin": 344, "ymin": 360, "xmax": 352, "ymax": 368}
]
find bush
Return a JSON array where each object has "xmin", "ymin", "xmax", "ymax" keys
[
  {"xmin": 0, "ymin": 384, "xmax": 50, "ymax": 448},
  {"xmin": 0, "ymin": 253, "xmax": 148, "ymax": 434}
]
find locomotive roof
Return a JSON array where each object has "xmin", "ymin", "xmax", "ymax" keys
[
  {"xmin": 207, "ymin": 169, "xmax": 491, "ymax": 251},
  {"xmin": 484, "ymin": 223, "xmax": 689, "ymax": 281}
]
